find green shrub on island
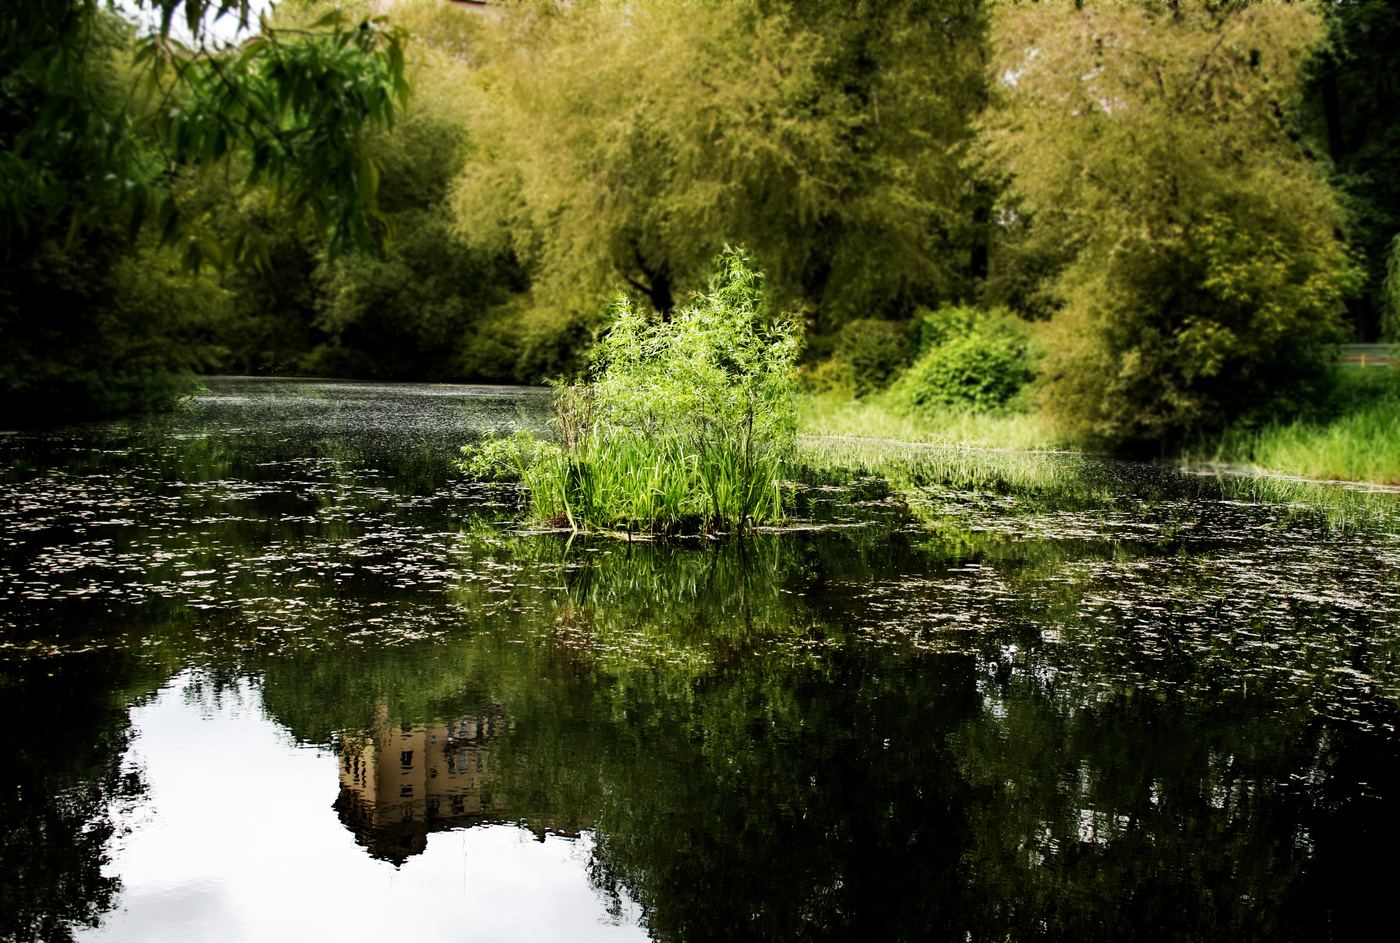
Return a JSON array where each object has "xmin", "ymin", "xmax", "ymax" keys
[
  {"xmin": 890, "ymin": 305, "xmax": 1035, "ymax": 415},
  {"xmin": 460, "ymin": 248, "xmax": 800, "ymax": 534}
]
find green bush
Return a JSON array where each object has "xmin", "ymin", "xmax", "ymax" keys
[
  {"xmin": 804, "ymin": 319, "xmax": 910, "ymax": 397},
  {"xmin": 891, "ymin": 306, "xmax": 1034, "ymax": 414},
  {"xmin": 460, "ymin": 248, "xmax": 800, "ymax": 534},
  {"xmin": 1037, "ymin": 214, "xmax": 1354, "ymax": 447}
]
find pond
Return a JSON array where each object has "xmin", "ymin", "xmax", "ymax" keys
[{"xmin": 2, "ymin": 377, "xmax": 1399, "ymax": 942}]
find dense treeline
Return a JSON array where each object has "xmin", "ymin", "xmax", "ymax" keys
[
  {"xmin": 3, "ymin": 0, "xmax": 1398, "ymax": 449},
  {"xmin": 1, "ymin": 0, "xmax": 411, "ymax": 420}
]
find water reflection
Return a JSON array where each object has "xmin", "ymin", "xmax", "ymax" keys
[
  {"xmin": 2, "ymin": 379, "xmax": 1400, "ymax": 941},
  {"xmin": 67, "ymin": 672, "xmax": 644, "ymax": 943},
  {"xmin": 334, "ymin": 708, "xmax": 512, "ymax": 865},
  {"xmin": 0, "ymin": 652, "xmax": 159, "ymax": 943}
]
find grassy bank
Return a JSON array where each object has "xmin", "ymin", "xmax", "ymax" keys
[
  {"xmin": 799, "ymin": 393, "xmax": 1069, "ymax": 452},
  {"xmin": 796, "ymin": 389, "xmax": 1400, "ymax": 534},
  {"xmin": 1184, "ymin": 371, "xmax": 1400, "ymax": 485},
  {"xmin": 801, "ymin": 368, "xmax": 1400, "ymax": 488}
]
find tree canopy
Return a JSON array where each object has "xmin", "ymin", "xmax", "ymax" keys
[
  {"xmin": 1, "ymin": 0, "xmax": 413, "ymax": 421},
  {"xmin": 982, "ymin": 0, "xmax": 1355, "ymax": 446},
  {"xmin": 2, "ymin": 1, "xmax": 410, "ymax": 261},
  {"xmin": 452, "ymin": 0, "xmax": 989, "ymax": 326}
]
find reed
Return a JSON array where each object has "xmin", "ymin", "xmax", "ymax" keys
[
  {"xmin": 460, "ymin": 248, "xmax": 799, "ymax": 535},
  {"xmin": 1186, "ymin": 372, "xmax": 1400, "ymax": 486}
]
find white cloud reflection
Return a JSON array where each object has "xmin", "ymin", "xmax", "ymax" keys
[{"xmin": 81, "ymin": 674, "xmax": 646, "ymax": 943}]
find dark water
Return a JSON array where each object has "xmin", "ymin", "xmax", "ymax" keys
[{"xmin": 3, "ymin": 378, "xmax": 1399, "ymax": 942}]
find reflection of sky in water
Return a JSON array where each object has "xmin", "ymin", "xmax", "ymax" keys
[
  {"xmin": 4, "ymin": 377, "xmax": 1397, "ymax": 941},
  {"xmin": 80, "ymin": 674, "xmax": 645, "ymax": 943}
]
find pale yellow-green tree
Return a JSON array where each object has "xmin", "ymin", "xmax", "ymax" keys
[
  {"xmin": 448, "ymin": 0, "xmax": 990, "ymax": 329},
  {"xmin": 983, "ymin": 0, "xmax": 1355, "ymax": 446}
]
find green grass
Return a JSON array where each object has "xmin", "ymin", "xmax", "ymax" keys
[
  {"xmin": 799, "ymin": 392, "xmax": 1070, "ymax": 452},
  {"xmin": 1184, "ymin": 371, "xmax": 1400, "ymax": 486},
  {"xmin": 804, "ymin": 373, "xmax": 1400, "ymax": 490}
]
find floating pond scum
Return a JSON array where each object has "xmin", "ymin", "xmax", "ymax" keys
[{"xmin": 2, "ymin": 378, "xmax": 1398, "ymax": 942}]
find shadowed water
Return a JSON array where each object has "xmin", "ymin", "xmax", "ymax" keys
[{"xmin": 2, "ymin": 377, "xmax": 1398, "ymax": 942}]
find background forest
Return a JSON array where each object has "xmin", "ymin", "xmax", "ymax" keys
[{"xmin": 3, "ymin": 0, "xmax": 1399, "ymax": 453}]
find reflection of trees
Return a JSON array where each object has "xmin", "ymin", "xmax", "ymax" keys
[
  {"xmin": 0, "ymin": 653, "xmax": 164, "ymax": 943},
  {"xmin": 11, "ymin": 399, "xmax": 1389, "ymax": 943},
  {"xmin": 572, "ymin": 655, "xmax": 982, "ymax": 942},
  {"xmin": 953, "ymin": 672, "xmax": 1400, "ymax": 941},
  {"xmin": 253, "ymin": 519, "xmax": 1400, "ymax": 940},
  {"xmin": 955, "ymin": 682, "xmax": 1307, "ymax": 940}
]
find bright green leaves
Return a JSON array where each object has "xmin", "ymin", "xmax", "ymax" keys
[
  {"xmin": 460, "ymin": 248, "xmax": 801, "ymax": 534},
  {"xmin": 591, "ymin": 247, "xmax": 800, "ymax": 458},
  {"xmin": 140, "ymin": 13, "xmax": 412, "ymax": 266}
]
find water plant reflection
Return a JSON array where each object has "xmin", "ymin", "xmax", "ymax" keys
[
  {"xmin": 451, "ymin": 530, "xmax": 837, "ymax": 675},
  {"xmin": 4, "ymin": 380, "xmax": 1400, "ymax": 940}
]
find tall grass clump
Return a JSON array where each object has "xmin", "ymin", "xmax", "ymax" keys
[
  {"xmin": 461, "ymin": 248, "xmax": 801, "ymax": 534},
  {"xmin": 1186, "ymin": 370, "xmax": 1400, "ymax": 485}
]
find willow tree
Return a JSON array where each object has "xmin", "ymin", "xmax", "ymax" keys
[
  {"xmin": 453, "ymin": 0, "xmax": 989, "ymax": 329},
  {"xmin": 983, "ymin": 1, "xmax": 1355, "ymax": 447}
]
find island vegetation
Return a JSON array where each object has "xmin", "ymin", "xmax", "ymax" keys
[{"xmin": 4, "ymin": 0, "xmax": 1398, "ymax": 486}]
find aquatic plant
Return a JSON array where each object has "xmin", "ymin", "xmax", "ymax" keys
[{"xmin": 460, "ymin": 248, "xmax": 801, "ymax": 534}]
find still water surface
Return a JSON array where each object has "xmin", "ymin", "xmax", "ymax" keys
[{"xmin": 3, "ymin": 377, "xmax": 1400, "ymax": 942}]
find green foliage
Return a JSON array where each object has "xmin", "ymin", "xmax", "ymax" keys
[
  {"xmin": 143, "ymin": 7, "xmax": 412, "ymax": 265},
  {"xmin": 984, "ymin": 2, "xmax": 1355, "ymax": 447},
  {"xmin": 461, "ymin": 248, "xmax": 800, "ymax": 534},
  {"xmin": 2, "ymin": 4, "xmax": 151, "ymax": 246},
  {"xmin": 303, "ymin": 114, "xmax": 530, "ymax": 381},
  {"xmin": 0, "ymin": 1, "xmax": 414, "ymax": 421},
  {"xmin": 1301, "ymin": 0, "xmax": 1400, "ymax": 341},
  {"xmin": 803, "ymin": 319, "xmax": 910, "ymax": 398},
  {"xmin": 3, "ymin": 2, "xmax": 409, "ymax": 260},
  {"xmin": 454, "ymin": 0, "xmax": 990, "ymax": 327},
  {"xmin": 891, "ymin": 306, "xmax": 1033, "ymax": 414},
  {"xmin": 178, "ymin": 17, "xmax": 544, "ymax": 384}
]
